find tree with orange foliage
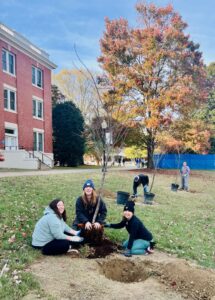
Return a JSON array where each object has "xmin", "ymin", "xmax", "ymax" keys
[{"xmin": 98, "ymin": 1, "xmax": 207, "ymax": 168}]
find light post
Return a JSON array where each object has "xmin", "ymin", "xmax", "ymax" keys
[{"xmin": 101, "ymin": 120, "xmax": 107, "ymax": 172}]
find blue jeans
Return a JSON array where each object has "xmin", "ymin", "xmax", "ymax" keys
[
  {"xmin": 181, "ymin": 175, "xmax": 189, "ymax": 190},
  {"xmin": 144, "ymin": 185, "xmax": 149, "ymax": 194},
  {"xmin": 123, "ymin": 239, "xmax": 150, "ymax": 255}
]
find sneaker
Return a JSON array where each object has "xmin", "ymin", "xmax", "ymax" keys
[
  {"xmin": 146, "ymin": 247, "xmax": 154, "ymax": 254},
  {"xmin": 67, "ymin": 249, "xmax": 80, "ymax": 257},
  {"xmin": 68, "ymin": 249, "xmax": 79, "ymax": 254},
  {"xmin": 150, "ymin": 241, "xmax": 156, "ymax": 249}
]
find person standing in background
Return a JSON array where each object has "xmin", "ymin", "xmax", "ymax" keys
[{"xmin": 179, "ymin": 161, "xmax": 190, "ymax": 191}]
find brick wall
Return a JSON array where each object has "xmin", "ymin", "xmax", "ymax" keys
[{"xmin": 0, "ymin": 40, "xmax": 53, "ymax": 153}]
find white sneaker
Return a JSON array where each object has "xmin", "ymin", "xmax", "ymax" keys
[{"xmin": 67, "ymin": 249, "xmax": 79, "ymax": 254}]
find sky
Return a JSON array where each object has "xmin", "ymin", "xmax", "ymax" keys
[{"xmin": 0, "ymin": 0, "xmax": 215, "ymax": 72}]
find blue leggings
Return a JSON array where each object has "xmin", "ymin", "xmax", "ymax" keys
[{"xmin": 123, "ymin": 239, "xmax": 150, "ymax": 255}]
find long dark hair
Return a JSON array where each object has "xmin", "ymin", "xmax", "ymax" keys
[{"xmin": 49, "ymin": 198, "xmax": 67, "ymax": 221}]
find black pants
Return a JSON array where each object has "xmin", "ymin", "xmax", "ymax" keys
[{"xmin": 33, "ymin": 239, "xmax": 70, "ymax": 255}]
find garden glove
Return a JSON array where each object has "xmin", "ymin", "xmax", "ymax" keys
[
  {"xmin": 70, "ymin": 236, "xmax": 84, "ymax": 243},
  {"xmin": 123, "ymin": 248, "xmax": 132, "ymax": 257},
  {"xmin": 75, "ymin": 230, "xmax": 81, "ymax": 236}
]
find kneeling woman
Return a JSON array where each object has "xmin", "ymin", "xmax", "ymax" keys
[
  {"xmin": 73, "ymin": 179, "xmax": 107, "ymax": 231},
  {"xmin": 105, "ymin": 201, "xmax": 154, "ymax": 257},
  {"xmin": 32, "ymin": 198, "xmax": 83, "ymax": 255}
]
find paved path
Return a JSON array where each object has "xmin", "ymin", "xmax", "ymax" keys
[{"xmin": 0, "ymin": 166, "xmax": 136, "ymax": 178}]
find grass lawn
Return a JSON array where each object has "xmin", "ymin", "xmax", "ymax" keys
[{"xmin": 0, "ymin": 169, "xmax": 215, "ymax": 299}]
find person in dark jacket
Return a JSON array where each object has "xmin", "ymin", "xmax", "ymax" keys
[
  {"xmin": 132, "ymin": 174, "xmax": 149, "ymax": 197},
  {"xmin": 104, "ymin": 201, "xmax": 155, "ymax": 257},
  {"xmin": 72, "ymin": 179, "xmax": 107, "ymax": 231}
]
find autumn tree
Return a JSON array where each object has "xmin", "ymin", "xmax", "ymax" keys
[
  {"xmin": 98, "ymin": 1, "xmax": 207, "ymax": 168},
  {"xmin": 52, "ymin": 69, "xmax": 98, "ymax": 122},
  {"xmin": 198, "ymin": 63, "xmax": 215, "ymax": 153}
]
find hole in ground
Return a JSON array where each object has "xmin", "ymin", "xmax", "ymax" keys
[{"xmin": 99, "ymin": 258, "xmax": 150, "ymax": 283}]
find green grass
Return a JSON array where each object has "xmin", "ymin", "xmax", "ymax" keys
[{"xmin": 0, "ymin": 170, "xmax": 215, "ymax": 299}]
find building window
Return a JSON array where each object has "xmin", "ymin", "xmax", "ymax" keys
[
  {"xmin": 33, "ymin": 131, "xmax": 44, "ymax": 151},
  {"xmin": 4, "ymin": 88, "xmax": 16, "ymax": 112},
  {"xmin": 2, "ymin": 49, "xmax": 15, "ymax": 75},
  {"xmin": 32, "ymin": 66, "xmax": 43, "ymax": 88},
  {"xmin": 33, "ymin": 98, "xmax": 43, "ymax": 119}
]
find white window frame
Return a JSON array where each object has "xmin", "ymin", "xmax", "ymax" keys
[
  {"xmin": 3, "ymin": 84, "xmax": 17, "ymax": 113},
  {"xmin": 2, "ymin": 48, "xmax": 16, "ymax": 76},
  {"xmin": 33, "ymin": 128, "xmax": 44, "ymax": 152},
  {"xmin": 4, "ymin": 122, "xmax": 18, "ymax": 151},
  {"xmin": 32, "ymin": 96, "xmax": 43, "ymax": 120},
  {"xmin": 32, "ymin": 66, "xmax": 43, "ymax": 88}
]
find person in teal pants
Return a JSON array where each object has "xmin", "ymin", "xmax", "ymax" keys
[{"xmin": 104, "ymin": 201, "xmax": 155, "ymax": 257}]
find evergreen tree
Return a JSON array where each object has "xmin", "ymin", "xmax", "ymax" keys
[{"xmin": 53, "ymin": 102, "xmax": 85, "ymax": 166}]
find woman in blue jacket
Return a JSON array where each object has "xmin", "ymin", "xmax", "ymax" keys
[{"xmin": 32, "ymin": 198, "xmax": 83, "ymax": 255}]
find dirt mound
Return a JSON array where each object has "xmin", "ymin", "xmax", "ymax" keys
[
  {"xmin": 99, "ymin": 256, "xmax": 215, "ymax": 299},
  {"xmin": 161, "ymin": 260, "xmax": 215, "ymax": 299},
  {"xmin": 87, "ymin": 238, "xmax": 121, "ymax": 259},
  {"xmin": 25, "ymin": 251, "xmax": 215, "ymax": 300}
]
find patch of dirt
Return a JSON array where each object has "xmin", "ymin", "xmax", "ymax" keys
[
  {"xmin": 25, "ymin": 251, "xmax": 215, "ymax": 300},
  {"xmin": 187, "ymin": 189, "xmax": 199, "ymax": 193},
  {"xmin": 97, "ymin": 188, "xmax": 116, "ymax": 199}
]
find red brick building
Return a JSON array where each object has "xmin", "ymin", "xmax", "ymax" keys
[{"xmin": 0, "ymin": 23, "xmax": 56, "ymax": 168}]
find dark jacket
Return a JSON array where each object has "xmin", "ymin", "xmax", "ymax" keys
[
  {"xmin": 110, "ymin": 215, "xmax": 153, "ymax": 249},
  {"xmin": 133, "ymin": 174, "xmax": 149, "ymax": 194},
  {"xmin": 73, "ymin": 196, "xmax": 107, "ymax": 226}
]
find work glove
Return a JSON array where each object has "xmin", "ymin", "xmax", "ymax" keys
[
  {"xmin": 70, "ymin": 236, "xmax": 84, "ymax": 243},
  {"xmin": 75, "ymin": 230, "xmax": 81, "ymax": 236},
  {"xmin": 123, "ymin": 248, "xmax": 132, "ymax": 257},
  {"xmin": 104, "ymin": 223, "xmax": 111, "ymax": 228}
]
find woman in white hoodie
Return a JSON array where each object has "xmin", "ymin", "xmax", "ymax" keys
[{"xmin": 32, "ymin": 198, "xmax": 83, "ymax": 255}]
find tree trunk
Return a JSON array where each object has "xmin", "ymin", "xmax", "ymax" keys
[{"xmin": 147, "ymin": 136, "xmax": 155, "ymax": 169}]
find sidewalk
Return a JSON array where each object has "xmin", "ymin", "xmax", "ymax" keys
[{"xmin": 0, "ymin": 165, "xmax": 136, "ymax": 178}]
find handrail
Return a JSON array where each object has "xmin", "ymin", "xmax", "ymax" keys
[{"xmin": 25, "ymin": 149, "xmax": 53, "ymax": 168}]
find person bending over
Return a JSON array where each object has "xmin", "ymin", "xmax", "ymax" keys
[
  {"xmin": 32, "ymin": 198, "xmax": 83, "ymax": 255},
  {"xmin": 105, "ymin": 201, "xmax": 155, "ymax": 257},
  {"xmin": 132, "ymin": 174, "xmax": 149, "ymax": 197}
]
